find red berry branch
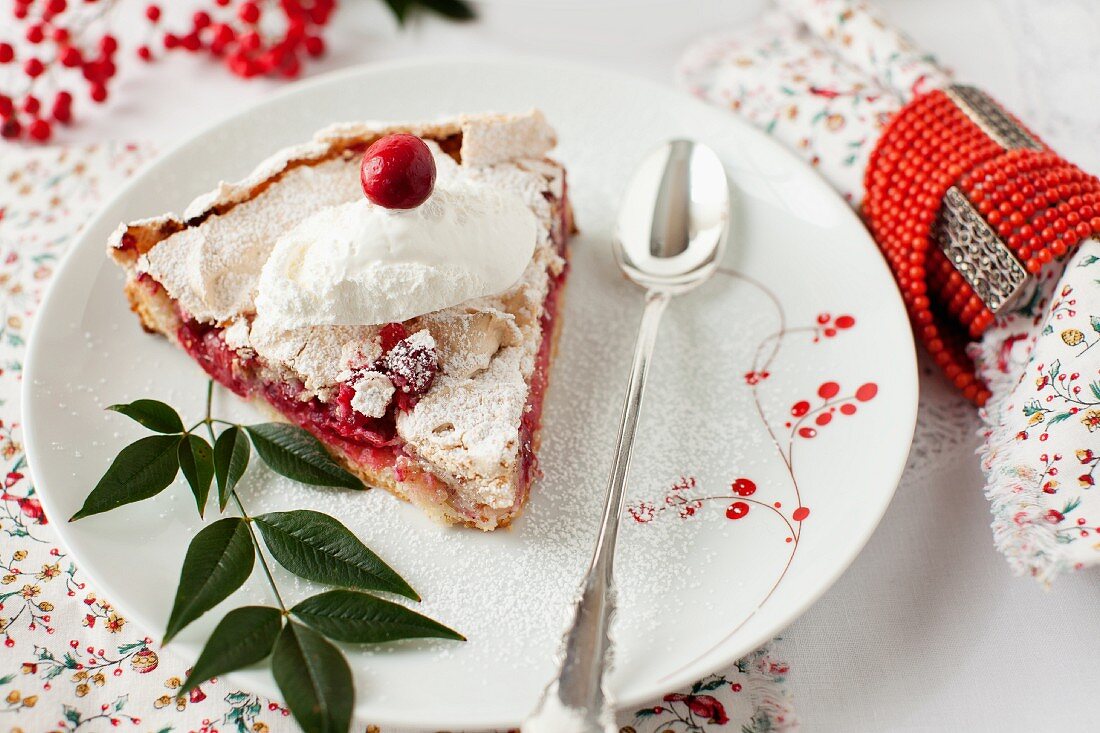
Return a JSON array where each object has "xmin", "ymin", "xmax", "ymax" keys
[
  {"xmin": 0, "ymin": 0, "xmax": 473, "ymax": 144},
  {"xmin": 153, "ymin": 0, "xmax": 335, "ymax": 81},
  {"xmin": 0, "ymin": 0, "xmax": 121, "ymax": 142}
]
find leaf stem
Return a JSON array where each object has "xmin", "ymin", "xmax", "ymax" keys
[
  {"xmin": 232, "ymin": 491, "xmax": 288, "ymax": 613},
  {"xmin": 184, "ymin": 418, "xmax": 235, "ymax": 434},
  {"xmin": 204, "ymin": 381, "xmax": 288, "ymax": 614}
]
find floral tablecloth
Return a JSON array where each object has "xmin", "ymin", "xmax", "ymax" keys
[{"xmin": 0, "ymin": 144, "xmax": 796, "ymax": 732}]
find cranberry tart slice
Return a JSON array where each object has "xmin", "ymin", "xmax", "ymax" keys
[{"xmin": 109, "ymin": 111, "xmax": 573, "ymax": 530}]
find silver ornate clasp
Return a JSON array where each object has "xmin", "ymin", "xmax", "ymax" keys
[
  {"xmin": 933, "ymin": 186, "xmax": 1031, "ymax": 314},
  {"xmin": 933, "ymin": 85, "xmax": 1043, "ymax": 315}
]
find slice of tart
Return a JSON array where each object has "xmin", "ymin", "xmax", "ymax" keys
[{"xmin": 108, "ymin": 111, "xmax": 573, "ymax": 530}]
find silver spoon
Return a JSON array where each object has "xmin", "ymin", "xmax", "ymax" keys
[{"xmin": 522, "ymin": 139, "xmax": 730, "ymax": 733}]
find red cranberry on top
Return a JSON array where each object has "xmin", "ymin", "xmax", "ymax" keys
[{"xmin": 359, "ymin": 133, "xmax": 437, "ymax": 210}]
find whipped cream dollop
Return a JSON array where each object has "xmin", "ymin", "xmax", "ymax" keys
[{"xmin": 254, "ymin": 180, "xmax": 537, "ymax": 329}]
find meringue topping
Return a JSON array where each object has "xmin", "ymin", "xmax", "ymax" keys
[{"xmin": 253, "ymin": 179, "xmax": 537, "ymax": 330}]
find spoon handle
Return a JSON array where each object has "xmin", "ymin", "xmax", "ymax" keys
[{"xmin": 525, "ymin": 289, "xmax": 670, "ymax": 733}]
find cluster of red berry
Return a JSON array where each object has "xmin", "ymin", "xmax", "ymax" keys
[
  {"xmin": 0, "ymin": 0, "xmax": 334, "ymax": 144},
  {"xmin": 153, "ymin": 0, "xmax": 334, "ymax": 80},
  {"xmin": 0, "ymin": 0, "xmax": 121, "ymax": 142}
]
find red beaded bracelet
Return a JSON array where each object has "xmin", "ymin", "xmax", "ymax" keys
[{"xmin": 863, "ymin": 87, "xmax": 1100, "ymax": 406}]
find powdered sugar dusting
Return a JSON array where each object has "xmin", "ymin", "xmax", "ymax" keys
[
  {"xmin": 139, "ymin": 156, "xmax": 362, "ymax": 324},
  {"xmin": 419, "ymin": 308, "xmax": 519, "ymax": 380},
  {"xmin": 349, "ymin": 371, "xmax": 395, "ymax": 419},
  {"xmin": 459, "ymin": 109, "xmax": 556, "ymax": 167},
  {"xmin": 397, "ymin": 344, "xmax": 529, "ymax": 509},
  {"xmin": 249, "ymin": 320, "xmax": 382, "ymax": 394}
]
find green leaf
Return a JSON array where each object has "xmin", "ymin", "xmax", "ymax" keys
[
  {"xmin": 214, "ymin": 426, "xmax": 251, "ymax": 511},
  {"xmin": 106, "ymin": 400, "xmax": 185, "ymax": 434},
  {"xmin": 244, "ymin": 424, "xmax": 362, "ymax": 491},
  {"xmin": 291, "ymin": 590, "xmax": 463, "ymax": 644},
  {"xmin": 272, "ymin": 621, "xmax": 353, "ymax": 733},
  {"xmin": 1049, "ymin": 411, "xmax": 1072, "ymax": 425},
  {"xmin": 1050, "ymin": 360, "xmax": 1061, "ymax": 379},
  {"xmin": 181, "ymin": 606, "xmax": 282, "ymax": 695},
  {"xmin": 1090, "ymin": 381, "xmax": 1100, "ymax": 402},
  {"xmin": 70, "ymin": 435, "xmax": 182, "ymax": 521},
  {"xmin": 415, "ymin": 0, "xmax": 475, "ymax": 21},
  {"xmin": 179, "ymin": 435, "xmax": 214, "ymax": 518},
  {"xmin": 382, "ymin": 0, "xmax": 411, "ymax": 23},
  {"xmin": 1091, "ymin": 315, "xmax": 1100, "ymax": 335},
  {"xmin": 165, "ymin": 517, "xmax": 255, "ymax": 643},
  {"xmin": 253, "ymin": 510, "xmax": 417, "ymax": 600}
]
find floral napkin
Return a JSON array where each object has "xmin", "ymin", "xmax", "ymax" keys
[
  {"xmin": 0, "ymin": 145, "xmax": 795, "ymax": 732},
  {"xmin": 680, "ymin": 0, "xmax": 1100, "ymax": 583}
]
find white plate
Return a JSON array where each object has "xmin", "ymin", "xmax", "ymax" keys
[{"xmin": 23, "ymin": 58, "xmax": 917, "ymax": 729}]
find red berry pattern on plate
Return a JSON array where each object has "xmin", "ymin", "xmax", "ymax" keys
[
  {"xmin": 628, "ymin": 474, "xmax": 812, "ymax": 551},
  {"xmin": 785, "ymin": 381, "xmax": 878, "ymax": 440},
  {"xmin": 726, "ymin": 501, "xmax": 750, "ymax": 520},
  {"xmin": 360, "ymin": 133, "xmax": 437, "ymax": 210},
  {"xmin": 626, "ymin": 271, "xmax": 883, "ymax": 673},
  {"xmin": 732, "ymin": 478, "xmax": 756, "ymax": 496},
  {"xmin": 812, "ymin": 312, "xmax": 856, "ymax": 342}
]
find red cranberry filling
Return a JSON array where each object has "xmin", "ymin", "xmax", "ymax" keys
[
  {"xmin": 262, "ymin": 380, "xmax": 403, "ymax": 474},
  {"xmin": 169, "ymin": 180, "xmax": 570, "ymax": 518},
  {"xmin": 176, "ymin": 318, "xmax": 440, "ymax": 451},
  {"xmin": 117, "ymin": 232, "xmax": 139, "ymax": 252},
  {"xmin": 379, "ymin": 322, "xmax": 408, "ymax": 351},
  {"xmin": 338, "ymin": 325, "xmax": 440, "ymax": 414},
  {"xmin": 176, "ymin": 324, "xmax": 405, "ymax": 469},
  {"xmin": 177, "ymin": 319, "xmax": 253, "ymax": 398},
  {"xmin": 264, "ymin": 380, "xmax": 397, "ymax": 449},
  {"xmin": 379, "ymin": 333, "xmax": 438, "ymax": 409},
  {"xmin": 517, "ymin": 258, "xmax": 566, "ymax": 492}
]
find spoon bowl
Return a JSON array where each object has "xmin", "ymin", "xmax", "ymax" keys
[{"xmin": 614, "ymin": 139, "xmax": 730, "ymax": 293}]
